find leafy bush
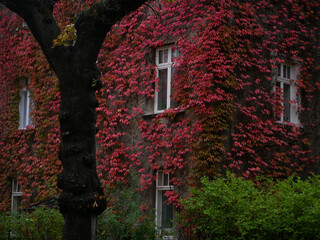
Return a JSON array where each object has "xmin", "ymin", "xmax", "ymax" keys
[
  {"xmin": 97, "ymin": 207, "xmax": 155, "ymax": 240},
  {"xmin": 0, "ymin": 214, "xmax": 10, "ymax": 240},
  {"xmin": 1, "ymin": 203, "xmax": 155, "ymax": 240},
  {"xmin": 97, "ymin": 174, "xmax": 156, "ymax": 240},
  {"xmin": 179, "ymin": 173, "xmax": 320, "ymax": 240},
  {"xmin": 1, "ymin": 180, "xmax": 156, "ymax": 240},
  {"xmin": 0, "ymin": 207, "xmax": 63, "ymax": 240}
]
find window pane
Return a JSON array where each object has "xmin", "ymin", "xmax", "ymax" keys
[
  {"xmin": 159, "ymin": 50, "xmax": 163, "ymax": 64},
  {"xmin": 12, "ymin": 180, "xmax": 22, "ymax": 193},
  {"xmin": 28, "ymin": 94, "xmax": 32, "ymax": 126},
  {"xmin": 284, "ymin": 84, "xmax": 290, "ymax": 122},
  {"xmin": 161, "ymin": 192, "xmax": 173, "ymax": 228},
  {"xmin": 275, "ymin": 81, "xmax": 282, "ymax": 121},
  {"xmin": 164, "ymin": 173, "xmax": 169, "ymax": 186},
  {"xmin": 163, "ymin": 49, "xmax": 168, "ymax": 63},
  {"xmin": 12, "ymin": 196, "xmax": 21, "ymax": 213},
  {"xmin": 159, "ymin": 49, "xmax": 168, "ymax": 64},
  {"xmin": 278, "ymin": 64, "xmax": 281, "ymax": 77},
  {"xmin": 158, "ymin": 69, "xmax": 168, "ymax": 111},
  {"xmin": 171, "ymin": 48, "xmax": 180, "ymax": 61},
  {"xmin": 283, "ymin": 65, "xmax": 287, "ymax": 78},
  {"xmin": 158, "ymin": 172, "xmax": 163, "ymax": 186},
  {"xmin": 13, "ymin": 180, "xmax": 16, "ymax": 192},
  {"xmin": 287, "ymin": 66, "xmax": 291, "ymax": 79},
  {"xmin": 170, "ymin": 68, "xmax": 178, "ymax": 108},
  {"xmin": 20, "ymin": 91, "xmax": 28, "ymax": 128},
  {"xmin": 17, "ymin": 182, "xmax": 22, "ymax": 192}
]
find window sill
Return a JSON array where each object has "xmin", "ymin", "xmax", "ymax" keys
[
  {"xmin": 143, "ymin": 109, "xmax": 185, "ymax": 119},
  {"xmin": 18, "ymin": 125, "xmax": 35, "ymax": 130},
  {"xmin": 162, "ymin": 235, "xmax": 174, "ymax": 240},
  {"xmin": 12, "ymin": 192, "xmax": 23, "ymax": 197},
  {"xmin": 276, "ymin": 121, "xmax": 302, "ymax": 128},
  {"xmin": 156, "ymin": 228, "xmax": 174, "ymax": 240}
]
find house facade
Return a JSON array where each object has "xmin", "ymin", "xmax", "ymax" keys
[{"xmin": 1, "ymin": 0, "xmax": 319, "ymax": 238}]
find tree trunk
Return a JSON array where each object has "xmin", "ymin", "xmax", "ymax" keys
[{"xmin": 57, "ymin": 65, "xmax": 106, "ymax": 240}]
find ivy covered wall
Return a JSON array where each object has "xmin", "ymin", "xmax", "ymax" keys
[{"xmin": 0, "ymin": 0, "xmax": 319, "ymax": 213}]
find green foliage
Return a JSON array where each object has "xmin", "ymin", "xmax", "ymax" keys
[
  {"xmin": 179, "ymin": 173, "xmax": 320, "ymax": 240},
  {"xmin": 0, "ymin": 177, "xmax": 156, "ymax": 240},
  {"xmin": 97, "ymin": 174, "xmax": 156, "ymax": 240},
  {"xmin": 0, "ymin": 214, "xmax": 10, "ymax": 240},
  {"xmin": 0, "ymin": 201, "xmax": 155, "ymax": 240},
  {"xmin": 52, "ymin": 24, "xmax": 76, "ymax": 47},
  {"xmin": 0, "ymin": 207, "xmax": 63, "ymax": 240},
  {"xmin": 97, "ymin": 207, "xmax": 155, "ymax": 240}
]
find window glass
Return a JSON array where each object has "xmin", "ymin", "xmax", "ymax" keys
[
  {"xmin": 156, "ymin": 171, "xmax": 174, "ymax": 232},
  {"xmin": 283, "ymin": 83, "xmax": 290, "ymax": 122},
  {"xmin": 12, "ymin": 180, "xmax": 22, "ymax": 193},
  {"xmin": 170, "ymin": 68, "xmax": 178, "ymax": 108},
  {"xmin": 283, "ymin": 65, "xmax": 287, "ymax": 78},
  {"xmin": 158, "ymin": 69, "xmax": 168, "ymax": 111},
  {"xmin": 159, "ymin": 49, "xmax": 168, "ymax": 64},
  {"xmin": 275, "ymin": 62, "xmax": 299, "ymax": 125},
  {"xmin": 22, "ymin": 91, "xmax": 28, "ymax": 127},
  {"xmin": 155, "ymin": 46, "xmax": 180, "ymax": 113},
  {"xmin": 163, "ymin": 173, "xmax": 169, "ymax": 186},
  {"xmin": 158, "ymin": 173, "xmax": 163, "ymax": 187},
  {"xmin": 12, "ymin": 196, "xmax": 21, "ymax": 213},
  {"xmin": 171, "ymin": 48, "xmax": 180, "ymax": 61},
  {"xmin": 287, "ymin": 66, "xmax": 291, "ymax": 79},
  {"xmin": 12, "ymin": 179, "xmax": 22, "ymax": 212},
  {"xmin": 13, "ymin": 180, "xmax": 17, "ymax": 192},
  {"xmin": 19, "ymin": 89, "xmax": 31, "ymax": 129},
  {"xmin": 161, "ymin": 192, "xmax": 174, "ymax": 228},
  {"xmin": 282, "ymin": 65, "xmax": 291, "ymax": 79}
]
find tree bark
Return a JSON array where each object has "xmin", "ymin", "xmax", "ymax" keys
[
  {"xmin": 0, "ymin": 0, "xmax": 147, "ymax": 239},
  {"xmin": 57, "ymin": 63, "xmax": 105, "ymax": 240}
]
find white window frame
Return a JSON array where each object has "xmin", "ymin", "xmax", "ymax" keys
[
  {"xmin": 11, "ymin": 179, "xmax": 22, "ymax": 212},
  {"xmin": 154, "ymin": 45, "xmax": 179, "ymax": 114},
  {"xmin": 155, "ymin": 171, "xmax": 174, "ymax": 238},
  {"xmin": 275, "ymin": 63, "xmax": 300, "ymax": 125},
  {"xmin": 19, "ymin": 87, "xmax": 32, "ymax": 129}
]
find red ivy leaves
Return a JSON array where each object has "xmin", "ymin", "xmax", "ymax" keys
[{"xmin": 1, "ymin": 0, "xmax": 319, "ymax": 210}]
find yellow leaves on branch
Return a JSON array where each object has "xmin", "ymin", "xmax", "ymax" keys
[{"xmin": 52, "ymin": 24, "xmax": 76, "ymax": 47}]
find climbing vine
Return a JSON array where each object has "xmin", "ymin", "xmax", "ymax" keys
[
  {"xmin": 0, "ymin": 0, "xmax": 319, "ymax": 213},
  {"xmin": 95, "ymin": 0, "xmax": 320, "ymax": 203}
]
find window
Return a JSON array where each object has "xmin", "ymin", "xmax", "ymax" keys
[
  {"xmin": 11, "ymin": 179, "xmax": 22, "ymax": 212},
  {"xmin": 275, "ymin": 63, "xmax": 299, "ymax": 125},
  {"xmin": 19, "ymin": 87, "xmax": 32, "ymax": 129},
  {"xmin": 155, "ymin": 46, "xmax": 180, "ymax": 113},
  {"xmin": 156, "ymin": 171, "xmax": 174, "ymax": 237}
]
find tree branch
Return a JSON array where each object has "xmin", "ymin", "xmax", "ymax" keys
[
  {"xmin": 1, "ymin": 0, "xmax": 147, "ymax": 76},
  {"xmin": 73, "ymin": 0, "xmax": 147, "ymax": 69},
  {"xmin": 0, "ymin": 0, "xmax": 67, "ymax": 73}
]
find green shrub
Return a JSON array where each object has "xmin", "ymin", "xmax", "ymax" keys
[
  {"xmin": 0, "ymin": 207, "xmax": 63, "ymax": 240},
  {"xmin": 179, "ymin": 173, "xmax": 320, "ymax": 240},
  {"xmin": 1, "ymin": 181, "xmax": 155, "ymax": 240},
  {"xmin": 0, "ymin": 213, "xmax": 11, "ymax": 240},
  {"xmin": 97, "ymin": 207, "xmax": 155, "ymax": 240},
  {"xmin": 1, "ymin": 201, "xmax": 155, "ymax": 240},
  {"xmin": 97, "ymin": 173, "xmax": 156, "ymax": 240}
]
